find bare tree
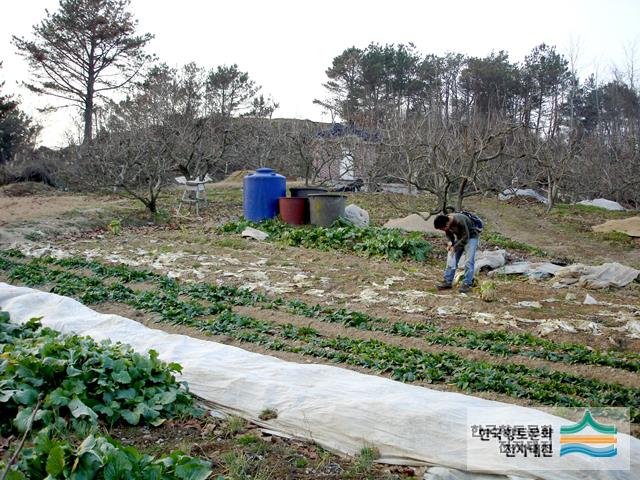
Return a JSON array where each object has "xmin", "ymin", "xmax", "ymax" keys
[
  {"xmin": 154, "ymin": 63, "xmax": 229, "ymax": 181},
  {"xmin": 381, "ymin": 113, "xmax": 430, "ymax": 195},
  {"xmin": 83, "ymin": 91, "xmax": 173, "ymax": 214},
  {"xmin": 518, "ymin": 128, "xmax": 580, "ymax": 212},
  {"xmin": 284, "ymin": 120, "xmax": 328, "ymax": 185},
  {"xmin": 383, "ymin": 112, "xmax": 518, "ymax": 212},
  {"xmin": 73, "ymin": 63, "xmax": 229, "ymax": 214},
  {"xmin": 233, "ymin": 118, "xmax": 282, "ymax": 169}
]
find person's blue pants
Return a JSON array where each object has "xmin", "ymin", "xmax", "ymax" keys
[{"xmin": 443, "ymin": 237, "xmax": 479, "ymax": 287}]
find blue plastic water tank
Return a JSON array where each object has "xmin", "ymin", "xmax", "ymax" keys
[{"xmin": 243, "ymin": 168, "xmax": 286, "ymax": 222}]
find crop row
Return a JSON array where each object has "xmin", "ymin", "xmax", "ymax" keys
[
  {"xmin": 1, "ymin": 252, "xmax": 637, "ymax": 421},
  {"xmin": 278, "ymin": 299, "xmax": 640, "ymax": 372},
  {"xmin": 218, "ymin": 218, "xmax": 433, "ymax": 261},
  {"xmin": 1, "ymin": 250, "xmax": 639, "ymax": 374},
  {"xmin": 2, "ymin": 433, "xmax": 211, "ymax": 480},
  {"xmin": 129, "ymin": 307, "xmax": 640, "ymax": 420}
]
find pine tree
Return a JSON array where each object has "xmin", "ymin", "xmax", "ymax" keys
[{"xmin": 13, "ymin": 0, "xmax": 153, "ymax": 144}]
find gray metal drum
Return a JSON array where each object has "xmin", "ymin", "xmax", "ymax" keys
[{"xmin": 308, "ymin": 194, "xmax": 347, "ymax": 227}]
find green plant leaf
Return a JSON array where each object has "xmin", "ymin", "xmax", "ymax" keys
[
  {"xmin": 120, "ymin": 409, "xmax": 140, "ymax": 425},
  {"xmin": 69, "ymin": 397, "xmax": 98, "ymax": 421},
  {"xmin": 46, "ymin": 444, "xmax": 66, "ymax": 476},
  {"xmin": 111, "ymin": 370, "xmax": 132, "ymax": 384},
  {"xmin": 76, "ymin": 434, "xmax": 97, "ymax": 456},
  {"xmin": 149, "ymin": 417, "xmax": 166, "ymax": 427},
  {"xmin": 5, "ymin": 470, "xmax": 26, "ymax": 480},
  {"xmin": 14, "ymin": 407, "xmax": 34, "ymax": 432},
  {"xmin": 103, "ymin": 449, "xmax": 133, "ymax": 480},
  {"xmin": 157, "ymin": 390, "xmax": 177, "ymax": 405},
  {"xmin": 174, "ymin": 458, "xmax": 212, "ymax": 480},
  {"xmin": 115, "ymin": 388, "xmax": 136, "ymax": 400},
  {"xmin": 0, "ymin": 389, "xmax": 17, "ymax": 402},
  {"xmin": 14, "ymin": 385, "xmax": 38, "ymax": 405},
  {"xmin": 47, "ymin": 389, "xmax": 69, "ymax": 407}
]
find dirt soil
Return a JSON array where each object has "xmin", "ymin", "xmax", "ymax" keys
[
  {"xmin": 0, "ymin": 184, "xmax": 138, "ymax": 246},
  {"xmin": 108, "ymin": 416, "xmax": 419, "ymax": 479},
  {"xmin": 0, "ymin": 195, "xmax": 92, "ymax": 225}
]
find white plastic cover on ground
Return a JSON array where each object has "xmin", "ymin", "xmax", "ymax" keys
[
  {"xmin": 498, "ymin": 189, "xmax": 548, "ymax": 204},
  {"xmin": 423, "ymin": 467, "xmax": 530, "ymax": 480},
  {"xmin": 577, "ymin": 199, "xmax": 625, "ymax": 211},
  {"xmin": 489, "ymin": 261, "xmax": 640, "ymax": 288},
  {"xmin": 1, "ymin": 283, "xmax": 638, "ymax": 480},
  {"xmin": 592, "ymin": 217, "xmax": 640, "ymax": 238},
  {"xmin": 461, "ymin": 250, "xmax": 508, "ymax": 274},
  {"xmin": 241, "ymin": 227, "xmax": 269, "ymax": 241},
  {"xmin": 489, "ymin": 262, "xmax": 564, "ymax": 279},
  {"xmin": 553, "ymin": 263, "xmax": 640, "ymax": 289}
]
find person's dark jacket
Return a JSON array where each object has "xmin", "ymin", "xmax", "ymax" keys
[{"xmin": 446, "ymin": 213, "xmax": 480, "ymax": 253}]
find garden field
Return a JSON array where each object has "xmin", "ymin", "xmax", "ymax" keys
[{"xmin": 0, "ymin": 182, "xmax": 639, "ymax": 478}]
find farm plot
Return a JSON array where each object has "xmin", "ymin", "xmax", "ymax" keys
[
  {"xmin": 1, "ymin": 249, "xmax": 638, "ymax": 431},
  {"xmin": 0, "ymin": 186, "xmax": 639, "ymax": 474},
  {"xmin": 0, "ymin": 307, "xmax": 401, "ymax": 479},
  {"xmin": 0, "ymin": 306, "xmax": 404, "ymax": 480}
]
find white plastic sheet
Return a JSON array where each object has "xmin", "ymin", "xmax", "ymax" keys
[
  {"xmin": 489, "ymin": 262, "xmax": 564, "ymax": 278},
  {"xmin": 461, "ymin": 250, "xmax": 508, "ymax": 274},
  {"xmin": 0, "ymin": 283, "xmax": 638, "ymax": 480},
  {"xmin": 490, "ymin": 261, "xmax": 639, "ymax": 289},
  {"xmin": 577, "ymin": 199, "xmax": 625, "ymax": 211},
  {"xmin": 498, "ymin": 189, "xmax": 548, "ymax": 204},
  {"xmin": 553, "ymin": 263, "xmax": 640, "ymax": 289},
  {"xmin": 241, "ymin": 227, "xmax": 269, "ymax": 241}
]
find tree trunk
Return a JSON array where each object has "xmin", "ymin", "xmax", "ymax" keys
[
  {"xmin": 545, "ymin": 171, "xmax": 555, "ymax": 213},
  {"xmin": 146, "ymin": 198, "xmax": 156, "ymax": 214},
  {"xmin": 439, "ymin": 180, "xmax": 452, "ymax": 213},
  {"xmin": 83, "ymin": 94, "xmax": 93, "ymax": 144},
  {"xmin": 455, "ymin": 178, "xmax": 468, "ymax": 211},
  {"xmin": 83, "ymin": 57, "xmax": 95, "ymax": 144},
  {"xmin": 535, "ymin": 94, "xmax": 543, "ymax": 137}
]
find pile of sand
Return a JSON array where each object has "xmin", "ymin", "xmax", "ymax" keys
[
  {"xmin": 220, "ymin": 170, "xmax": 255, "ymax": 184},
  {"xmin": 592, "ymin": 217, "xmax": 640, "ymax": 237}
]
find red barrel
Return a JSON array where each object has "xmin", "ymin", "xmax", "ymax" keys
[{"xmin": 279, "ymin": 197, "xmax": 307, "ymax": 225}]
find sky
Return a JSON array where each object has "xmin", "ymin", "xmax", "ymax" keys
[{"xmin": 2, "ymin": 0, "xmax": 639, "ymax": 147}]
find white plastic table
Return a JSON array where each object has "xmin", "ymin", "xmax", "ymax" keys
[{"xmin": 177, "ymin": 180, "xmax": 207, "ymax": 216}]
